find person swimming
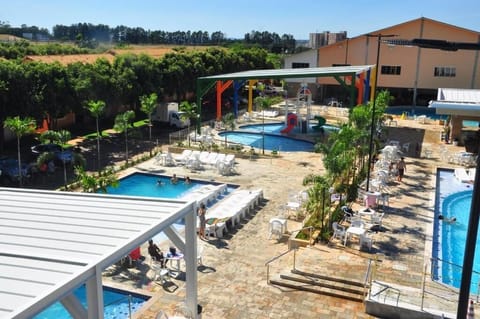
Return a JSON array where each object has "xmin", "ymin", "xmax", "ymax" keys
[
  {"xmin": 171, "ymin": 174, "xmax": 178, "ymax": 184},
  {"xmin": 185, "ymin": 176, "xmax": 191, "ymax": 184},
  {"xmin": 439, "ymin": 215, "xmax": 457, "ymax": 224}
]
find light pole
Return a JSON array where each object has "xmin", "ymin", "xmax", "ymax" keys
[{"xmin": 365, "ymin": 34, "xmax": 396, "ymax": 192}]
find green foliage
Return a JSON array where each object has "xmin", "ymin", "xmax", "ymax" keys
[
  {"xmin": 222, "ymin": 112, "xmax": 236, "ymax": 131},
  {"xmin": 75, "ymin": 166, "xmax": 118, "ymax": 193},
  {"xmin": 4, "ymin": 116, "xmax": 36, "ymax": 186}
]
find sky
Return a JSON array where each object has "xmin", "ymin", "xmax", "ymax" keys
[{"xmin": 2, "ymin": 0, "xmax": 480, "ymax": 40}]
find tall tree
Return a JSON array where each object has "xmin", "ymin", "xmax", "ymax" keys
[
  {"xmin": 113, "ymin": 110, "xmax": 135, "ymax": 164},
  {"xmin": 139, "ymin": 93, "xmax": 158, "ymax": 142},
  {"xmin": 179, "ymin": 101, "xmax": 198, "ymax": 147},
  {"xmin": 86, "ymin": 100, "xmax": 106, "ymax": 171},
  {"xmin": 4, "ymin": 116, "xmax": 35, "ymax": 186}
]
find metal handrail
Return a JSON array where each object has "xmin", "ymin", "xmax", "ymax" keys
[
  {"xmin": 265, "ymin": 248, "xmax": 297, "ymax": 284},
  {"xmin": 104, "ymin": 294, "xmax": 133, "ymax": 319},
  {"xmin": 371, "ymin": 281, "xmax": 401, "ymax": 306}
]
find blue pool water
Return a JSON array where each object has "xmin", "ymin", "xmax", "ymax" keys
[
  {"xmin": 239, "ymin": 122, "xmax": 339, "ymax": 134},
  {"xmin": 386, "ymin": 106, "xmax": 447, "ymax": 120},
  {"xmin": 106, "ymin": 172, "xmax": 203, "ymax": 198},
  {"xmin": 219, "ymin": 131, "xmax": 314, "ymax": 152},
  {"xmin": 434, "ymin": 169, "xmax": 478, "ymax": 291},
  {"xmin": 34, "ymin": 286, "xmax": 148, "ymax": 319},
  {"xmin": 106, "ymin": 172, "xmax": 235, "ymax": 242}
]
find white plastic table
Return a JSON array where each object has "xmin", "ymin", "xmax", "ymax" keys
[{"xmin": 344, "ymin": 226, "xmax": 366, "ymax": 246}]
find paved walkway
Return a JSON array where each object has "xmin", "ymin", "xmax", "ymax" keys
[{"xmin": 102, "ymin": 114, "xmax": 476, "ymax": 318}]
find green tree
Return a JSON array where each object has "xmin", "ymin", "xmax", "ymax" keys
[
  {"xmin": 40, "ymin": 129, "xmax": 72, "ymax": 187},
  {"xmin": 113, "ymin": 110, "xmax": 135, "ymax": 164},
  {"xmin": 179, "ymin": 101, "xmax": 199, "ymax": 147},
  {"xmin": 254, "ymin": 96, "xmax": 272, "ymax": 154},
  {"xmin": 75, "ymin": 166, "xmax": 118, "ymax": 193},
  {"xmin": 302, "ymin": 174, "xmax": 331, "ymax": 238},
  {"xmin": 86, "ymin": 100, "xmax": 106, "ymax": 171},
  {"xmin": 4, "ymin": 116, "xmax": 35, "ymax": 186},
  {"xmin": 139, "ymin": 92, "xmax": 157, "ymax": 142},
  {"xmin": 222, "ymin": 112, "xmax": 236, "ymax": 147}
]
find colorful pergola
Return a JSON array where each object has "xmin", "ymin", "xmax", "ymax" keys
[{"xmin": 195, "ymin": 65, "xmax": 376, "ymax": 122}]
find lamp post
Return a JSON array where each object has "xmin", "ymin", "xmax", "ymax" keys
[{"xmin": 365, "ymin": 34, "xmax": 396, "ymax": 192}]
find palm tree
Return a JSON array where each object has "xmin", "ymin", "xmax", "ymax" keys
[
  {"xmin": 113, "ymin": 110, "xmax": 135, "ymax": 164},
  {"xmin": 45, "ymin": 130, "xmax": 72, "ymax": 188},
  {"xmin": 4, "ymin": 116, "xmax": 35, "ymax": 186},
  {"xmin": 222, "ymin": 112, "xmax": 236, "ymax": 148},
  {"xmin": 86, "ymin": 100, "xmax": 106, "ymax": 172},
  {"xmin": 139, "ymin": 93, "xmax": 158, "ymax": 143},
  {"xmin": 254, "ymin": 96, "xmax": 270, "ymax": 154},
  {"xmin": 179, "ymin": 101, "xmax": 199, "ymax": 147}
]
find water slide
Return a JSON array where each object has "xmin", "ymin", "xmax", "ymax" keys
[
  {"xmin": 281, "ymin": 113, "xmax": 298, "ymax": 134},
  {"xmin": 312, "ymin": 115, "xmax": 326, "ymax": 131}
]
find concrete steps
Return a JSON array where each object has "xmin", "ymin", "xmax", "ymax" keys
[{"xmin": 269, "ymin": 268, "xmax": 367, "ymax": 303}]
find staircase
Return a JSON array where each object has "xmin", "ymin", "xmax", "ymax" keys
[{"xmin": 269, "ymin": 269, "xmax": 367, "ymax": 302}]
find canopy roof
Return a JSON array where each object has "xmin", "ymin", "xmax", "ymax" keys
[
  {"xmin": 429, "ymin": 88, "xmax": 480, "ymax": 116},
  {"xmin": 0, "ymin": 187, "xmax": 195, "ymax": 319},
  {"xmin": 197, "ymin": 65, "xmax": 375, "ymax": 82}
]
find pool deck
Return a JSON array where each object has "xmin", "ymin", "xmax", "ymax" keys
[{"xmin": 101, "ymin": 107, "xmax": 479, "ymax": 318}]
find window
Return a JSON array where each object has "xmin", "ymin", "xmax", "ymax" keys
[
  {"xmin": 381, "ymin": 65, "xmax": 401, "ymax": 75},
  {"xmin": 292, "ymin": 62, "xmax": 309, "ymax": 68},
  {"xmin": 434, "ymin": 67, "xmax": 456, "ymax": 77}
]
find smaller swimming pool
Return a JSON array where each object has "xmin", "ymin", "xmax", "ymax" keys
[
  {"xmin": 34, "ymin": 286, "xmax": 148, "ymax": 319},
  {"xmin": 218, "ymin": 131, "xmax": 314, "ymax": 152},
  {"xmin": 239, "ymin": 122, "xmax": 338, "ymax": 134}
]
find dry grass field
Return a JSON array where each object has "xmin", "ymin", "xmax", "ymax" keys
[{"xmin": 23, "ymin": 44, "xmax": 218, "ymax": 65}]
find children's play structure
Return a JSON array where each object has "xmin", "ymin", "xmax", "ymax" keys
[{"xmin": 194, "ymin": 65, "xmax": 376, "ymax": 132}]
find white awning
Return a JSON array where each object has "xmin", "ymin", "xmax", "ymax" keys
[
  {"xmin": 0, "ymin": 187, "xmax": 197, "ymax": 319},
  {"xmin": 428, "ymin": 101, "xmax": 480, "ymax": 116}
]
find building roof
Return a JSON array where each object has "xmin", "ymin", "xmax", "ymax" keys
[
  {"xmin": 0, "ymin": 187, "xmax": 194, "ymax": 319},
  {"xmin": 429, "ymin": 88, "xmax": 480, "ymax": 116},
  {"xmin": 197, "ymin": 65, "xmax": 374, "ymax": 82}
]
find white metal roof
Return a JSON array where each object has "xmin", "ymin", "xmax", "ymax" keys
[
  {"xmin": 197, "ymin": 65, "xmax": 374, "ymax": 81},
  {"xmin": 429, "ymin": 88, "xmax": 480, "ymax": 116},
  {"xmin": 0, "ymin": 187, "xmax": 195, "ymax": 319},
  {"xmin": 437, "ymin": 88, "xmax": 480, "ymax": 103}
]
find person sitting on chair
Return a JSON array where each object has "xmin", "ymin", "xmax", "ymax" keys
[{"xmin": 148, "ymin": 239, "xmax": 165, "ymax": 267}]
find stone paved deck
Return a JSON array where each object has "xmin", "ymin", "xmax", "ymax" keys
[{"xmin": 102, "ymin": 113, "xmax": 478, "ymax": 318}]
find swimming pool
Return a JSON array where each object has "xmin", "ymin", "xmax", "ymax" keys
[
  {"xmin": 218, "ymin": 131, "xmax": 314, "ymax": 152},
  {"xmin": 106, "ymin": 172, "xmax": 235, "ymax": 242},
  {"xmin": 239, "ymin": 122, "xmax": 339, "ymax": 134},
  {"xmin": 433, "ymin": 169, "xmax": 478, "ymax": 291},
  {"xmin": 34, "ymin": 286, "xmax": 148, "ymax": 319}
]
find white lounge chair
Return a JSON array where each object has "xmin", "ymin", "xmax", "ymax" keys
[{"xmin": 174, "ymin": 149, "xmax": 192, "ymax": 165}]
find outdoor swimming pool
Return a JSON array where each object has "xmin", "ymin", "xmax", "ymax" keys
[
  {"xmin": 433, "ymin": 169, "xmax": 478, "ymax": 291},
  {"xmin": 34, "ymin": 286, "xmax": 148, "ymax": 319},
  {"xmin": 239, "ymin": 122, "xmax": 339, "ymax": 134},
  {"xmin": 219, "ymin": 122, "xmax": 327, "ymax": 152},
  {"xmin": 387, "ymin": 106, "xmax": 479, "ymax": 127},
  {"xmin": 219, "ymin": 131, "xmax": 314, "ymax": 152}
]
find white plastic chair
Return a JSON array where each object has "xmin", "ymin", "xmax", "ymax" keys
[
  {"xmin": 269, "ymin": 220, "xmax": 283, "ymax": 241},
  {"xmin": 360, "ymin": 233, "xmax": 373, "ymax": 251},
  {"xmin": 332, "ymin": 222, "xmax": 346, "ymax": 242},
  {"xmin": 371, "ymin": 212, "xmax": 384, "ymax": 226}
]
